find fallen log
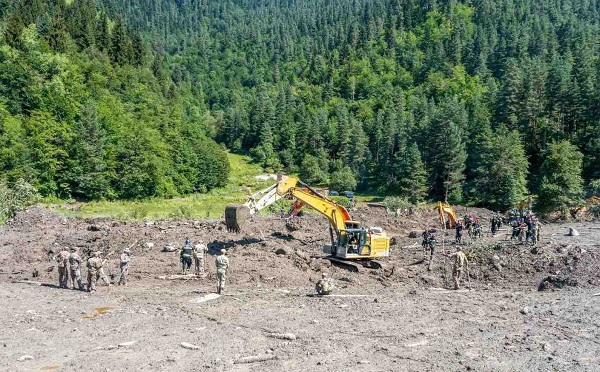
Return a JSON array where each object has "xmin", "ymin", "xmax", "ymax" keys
[
  {"xmin": 267, "ymin": 333, "xmax": 297, "ymax": 340},
  {"xmin": 155, "ymin": 274, "xmax": 200, "ymax": 280},
  {"xmin": 12, "ymin": 280, "xmax": 43, "ymax": 286},
  {"xmin": 234, "ymin": 355, "xmax": 278, "ymax": 364},
  {"xmin": 180, "ymin": 342, "xmax": 201, "ymax": 350}
]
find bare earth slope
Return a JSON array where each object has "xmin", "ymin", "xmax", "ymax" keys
[{"xmin": 1, "ymin": 206, "xmax": 599, "ymax": 371}]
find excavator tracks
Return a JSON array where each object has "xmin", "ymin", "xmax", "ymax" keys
[{"xmin": 325, "ymin": 257, "xmax": 384, "ymax": 272}]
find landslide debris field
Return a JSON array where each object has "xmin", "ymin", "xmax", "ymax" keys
[{"xmin": 1, "ymin": 206, "xmax": 599, "ymax": 371}]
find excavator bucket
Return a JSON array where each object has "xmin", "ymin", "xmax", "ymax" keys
[{"xmin": 225, "ymin": 204, "xmax": 250, "ymax": 232}]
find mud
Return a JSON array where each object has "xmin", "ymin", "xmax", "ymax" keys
[{"xmin": 1, "ymin": 205, "xmax": 599, "ymax": 371}]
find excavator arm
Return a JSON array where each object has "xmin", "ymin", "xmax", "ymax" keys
[
  {"xmin": 436, "ymin": 201, "xmax": 458, "ymax": 229},
  {"xmin": 245, "ymin": 183, "xmax": 282, "ymax": 215},
  {"xmin": 275, "ymin": 177, "xmax": 351, "ymax": 231},
  {"xmin": 225, "ymin": 176, "xmax": 352, "ymax": 233}
]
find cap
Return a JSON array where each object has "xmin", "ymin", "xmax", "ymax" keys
[{"xmin": 220, "ymin": 249, "xmax": 226, "ymax": 254}]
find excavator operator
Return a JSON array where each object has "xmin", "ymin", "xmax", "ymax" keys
[{"xmin": 348, "ymin": 233, "xmax": 359, "ymax": 254}]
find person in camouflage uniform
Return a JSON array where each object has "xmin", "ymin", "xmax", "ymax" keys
[
  {"xmin": 54, "ymin": 248, "xmax": 70, "ymax": 288},
  {"xmin": 315, "ymin": 273, "xmax": 334, "ymax": 295},
  {"xmin": 68, "ymin": 247, "xmax": 83, "ymax": 290},
  {"xmin": 215, "ymin": 249, "xmax": 230, "ymax": 294},
  {"xmin": 180, "ymin": 238, "xmax": 193, "ymax": 274},
  {"xmin": 193, "ymin": 240, "xmax": 208, "ymax": 274},
  {"xmin": 445, "ymin": 246, "xmax": 469, "ymax": 290},
  {"xmin": 87, "ymin": 251, "xmax": 111, "ymax": 292},
  {"xmin": 118, "ymin": 247, "xmax": 131, "ymax": 286}
]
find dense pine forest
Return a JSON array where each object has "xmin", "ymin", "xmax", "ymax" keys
[{"xmin": 0, "ymin": 0, "xmax": 599, "ymax": 212}]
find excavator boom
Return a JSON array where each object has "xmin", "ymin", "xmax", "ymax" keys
[{"xmin": 276, "ymin": 177, "xmax": 351, "ymax": 231}]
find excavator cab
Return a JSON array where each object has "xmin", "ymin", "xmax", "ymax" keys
[{"xmin": 337, "ymin": 228, "xmax": 368, "ymax": 256}]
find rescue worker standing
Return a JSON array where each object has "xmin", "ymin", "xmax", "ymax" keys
[
  {"xmin": 68, "ymin": 247, "xmax": 83, "ymax": 290},
  {"xmin": 193, "ymin": 240, "xmax": 208, "ymax": 274},
  {"xmin": 118, "ymin": 247, "xmax": 131, "ymax": 285},
  {"xmin": 444, "ymin": 247, "xmax": 469, "ymax": 290},
  {"xmin": 87, "ymin": 251, "xmax": 104, "ymax": 292},
  {"xmin": 54, "ymin": 248, "xmax": 70, "ymax": 288},
  {"xmin": 427, "ymin": 232, "xmax": 436, "ymax": 271},
  {"xmin": 490, "ymin": 216, "xmax": 498, "ymax": 236},
  {"xmin": 455, "ymin": 221, "xmax": 463, "ymax": 243},
  {"xmin": 215, "ymin": 249, "xmax": 230, "ymax": 294},
  {"xmin": 180, "ymin": 238, "xmax": 193, "ymax": 274},
  {"xmin": 421, "ymin": 230, "xmax": 430, "ymax": 252}
]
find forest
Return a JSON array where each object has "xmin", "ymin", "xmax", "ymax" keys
[{"xmin": 0, "ymin": 0, "xmax": 599, "ymax": 212}]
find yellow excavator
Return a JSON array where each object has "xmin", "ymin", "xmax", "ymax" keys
[
  {"xmin": 225, "ymin": 176, "xmax": 390, "ymax": 271},
  {"xmin": 436, "ymin": 201, "xmax": 458, "ymax": 229}
]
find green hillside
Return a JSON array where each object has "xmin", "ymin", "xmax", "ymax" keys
[{"xmin": 1, "ymin": 0, "xmax": 599, "ymax": 215}]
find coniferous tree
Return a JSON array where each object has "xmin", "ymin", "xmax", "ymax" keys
[
  {"xmin": 109, "ymin": 17, "xmax": 131, "ymax": 65},
  {"xmin": 470, "ymin": 125, "xmax": 529, "ymax": 210},
  {"xmin": 392, "ymin": 142, "xmax": 428, "ymax": 204},
  {"xmin": 64, "ymin": 105, "xmax": 113, "ymax": 200},
  {"xmin": 537, "ymin": 140, "xmax": 584, "ymax": 214},
  {"xmin": 428, "ymin": 101, "xmax": 467, "ymax": 203},
  {"xmin": 96, "ymin": 10, "xmax": 110, "ymax": 52}
]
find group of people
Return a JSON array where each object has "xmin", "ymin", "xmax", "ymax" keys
[
  {"xmin": 179, "ymin": 237, "xmax": 230, "ymax": 294},
  {"xmin": 53, "ymin": 246, "xmax": 131, "ymax": 292},
  {"xmin": 54, "ymin": 237, "xmax": 231, "ymax": 295},
  {"xmin": 419, "ymin": 210, "xmax": 543, "ymax": 290},
  {"xmin": 455, "ymin": 215, "xmax": 482, "ymax": 243},
  {"xmin": 510, "ymin": 214, "xmax": 542, "ymax": 245}
]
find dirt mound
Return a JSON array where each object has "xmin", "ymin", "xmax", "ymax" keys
[{"xmin": 538, "ymin": 275, "xmax": 578, "ymax": 291}]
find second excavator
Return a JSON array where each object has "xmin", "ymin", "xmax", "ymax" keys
[
  {"xmin": 436, "ymin": 201, "xmax": 458, "ymax": 229},
  {"xmin": 224, "ymin": 176, "xmax": 390, "ymax": 271}
]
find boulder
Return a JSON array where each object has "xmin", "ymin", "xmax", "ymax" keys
[{"xmin": 275, "ymin": 247, "xmax": 290, "ymax": 256}]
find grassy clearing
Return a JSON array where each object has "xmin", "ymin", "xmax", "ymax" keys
[
  {"xmin": 49, "ymin": 153, "xmax": 274, "ymax": 220},
  {"xmin": 46, "ymin": 153, "xmax": 390, "ymax": 220}
]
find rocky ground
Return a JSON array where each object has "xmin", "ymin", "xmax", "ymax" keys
[{"xmin": 1, "ymin": 205, "xmax": 599, "ymax": 371}]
